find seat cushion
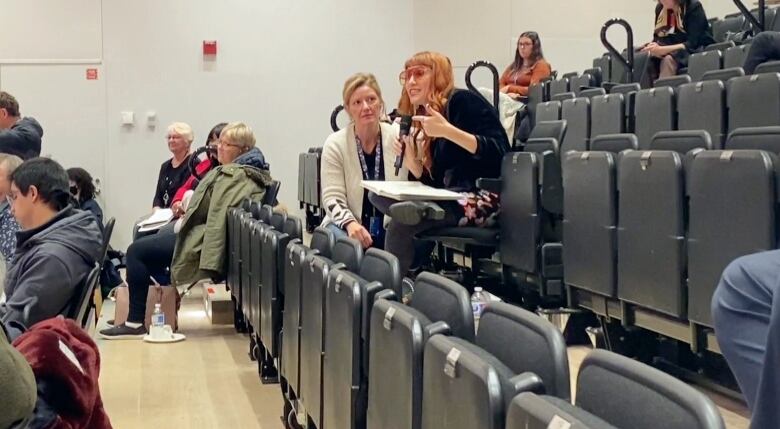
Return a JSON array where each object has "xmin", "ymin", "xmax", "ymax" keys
[{"xmin": 416, "ymin": 227, "xmax": 498, "ymax": 247}]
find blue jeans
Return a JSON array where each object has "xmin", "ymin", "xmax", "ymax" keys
[
  {"xmin": 712, "ymin": 249, "xmax": 780, "ymax": 427},
  {"xmin": 326, "ymin": 223, "xmax": 348, "ymax": 240}
]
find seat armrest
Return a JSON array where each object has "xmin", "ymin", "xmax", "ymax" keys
[
  {"xmin": 425, "ymin": 321, "xmax": 451, "ymax": 338},
  {"xmin": 374, "ymin": 289, "xmax": 397, "ymax": 303},
  {"xmin": 509, "ymin": 372, "xmax": 546, "ymax": 396},
  {"xmin": 477, "ymin": 178, "xmax": 503, "ymax": 194}
]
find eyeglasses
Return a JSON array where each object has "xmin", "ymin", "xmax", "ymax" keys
[
  {"xmin": 399, "ymin": 66, "xmax": 431, "ymax": 85},
  {"xmin": 6, "ymin": 194, "xmax": 16, "ymax": 206}
]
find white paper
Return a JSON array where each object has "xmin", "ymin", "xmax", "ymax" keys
[
  {"xmin": 138, "ymin": 209, "xmax": 173, "ymax": 226},
  {"xmin": 361, "ymin": 180, "xmax": 463, "ymax": 201}
]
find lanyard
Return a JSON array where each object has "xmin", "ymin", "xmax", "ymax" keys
[{"xmin": 355, "ymin": 129, "xmax": 382, "ymax": 181}]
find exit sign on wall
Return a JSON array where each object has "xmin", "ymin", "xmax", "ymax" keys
[{"xmin": 86, "ymin": 68, "xmax": 98, "ymax": 80}]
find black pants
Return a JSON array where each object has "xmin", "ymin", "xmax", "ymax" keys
[
  {"xmin": 126, "ymin": 227, "xmax": 176, "ymax": 323},
  {"xmin": 744, "ymin": 31, "xmax": 780, "ymax": 74},
  {"xmin": 368, "ymin": 194, "xmax": 461, "ymax": 275}
]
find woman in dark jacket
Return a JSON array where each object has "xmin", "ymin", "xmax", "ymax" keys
[
  {"xmin": 370, "ymin": 51, "xmax": 509, "ymax": 275},
  {"xmin": 67, "ymin": 167, "xmax": 102, "ymax": 224},
  {"xmin": 642, "ymin": 0, "xmax": 715, "ymax": 79}
]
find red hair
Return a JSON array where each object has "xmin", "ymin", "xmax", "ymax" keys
[{"xmin": 398, "ymin": 51, "xmax": 455, "ymax": 173}]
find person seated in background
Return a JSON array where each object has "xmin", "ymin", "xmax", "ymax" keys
[
  {"xmin": 642, "ymin": 0, "xmax": 715, "ymax": 80},
  {"xmin": 152, "ymin": 122, "xmax": 194, "ymax": 210},
  {"xmin": 499, "ymin": 31, "xmax": 552, "ymax": 99},
  {"xmin": 67, "ymin": 167, "xmax": 102, "ymax": 225},
  {"xmin": 744, "ymin": 31, "xmax": 780, "ymax": 74},
  {"xmin": 369, "ymin": 51, "xmax": 509, "ymax": 275},
  {"xmin": 100, "ymin": 122, "xmax": 272, "ymax": 339},
  {"xmin": 0, "ymin": 91, "xmax": 43, "ymax": 160},
  {"xmin": 0, "ymin": 158, "xmax": 102, "ymax": 340},
  {"xmin": 0, "ymin": 322, "xmax": 36, "ymax": 429},
  {"xmin": 320, "ymin": 73, "xmax": 404, "ymax": 249},
  {"xmin": 0, "ymin": 154, "xmax": 23, "ymax": 262},
  {"xmin": 170, "ymin": 122, "xmax": 226, "ymax": 218},
  {"xmin": 712, "ymin": 250, "xmax": 780, "ymax": 428}
]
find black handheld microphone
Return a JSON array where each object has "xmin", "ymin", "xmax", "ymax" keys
[{"xmin": 395, "ymin": 115, "xmax": 413, "ymax": 176}]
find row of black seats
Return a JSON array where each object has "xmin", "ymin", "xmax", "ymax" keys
[
  {"xmin": 534, "ymin": 69, "xmax": 780, "ymax": 152},
  {"xmin": 225, "ymin": 203, "xmax": 726, "ymax": 429},
  {"xmin": 563, "ymin": 126, "xmax": 780, "ymax": 345}
]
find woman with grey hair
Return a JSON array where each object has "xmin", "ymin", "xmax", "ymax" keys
[
  {"xmin": 0, "ymin": 153, "xmax": 23, "ymax": 261},
  {"xmin": 152, "ymin": 122, "xmax": 194, "ymax": 209}
]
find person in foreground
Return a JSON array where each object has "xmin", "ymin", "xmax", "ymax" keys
[
  {"xmin": 100, "ymin": 122, "xmax": 272, "ymax": 339},
  {"xmin": 712, "ymin": 249, "xmax": 780, "ymax": 428},
  {"xmin": 0, "ymin": 158, "xmax": 102, "ymax": 340},
  {"xmin": 320, "ymin": 72, "xmax": 404, "ymax": 249},
  {"xmin": 369, "ymin": 51, "xmax": 509, "ymax": 275}
]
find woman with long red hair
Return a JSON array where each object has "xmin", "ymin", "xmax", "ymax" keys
[{"xmin": 370, "ymin": 51, "xmax": 509, "ymax": 275}]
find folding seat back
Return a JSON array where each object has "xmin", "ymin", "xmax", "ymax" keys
[
  {"xmin": 755, "ymin": 60, "xmax": 780, "ymax": 75},
  {"xmin": 409, "ymin": 272, "xmax": 475, "ymax": 342},
  {"xmin": 548, "ymin": 78, "xmax": 570, "ymax": 99},
  {"xmin": 727, "ymin": 126, "xmax": 780, "ymax": 154},
  {"xmin": 728, "ymin": 73, "xmax": 780, "ymax": 131},
  {"xmin": 310, "ymin": 226, "xmax": 335, "ymax": 258},
  {"xmin": 358, "ymin": 249, "xmax": 402, "ymax": 376},
  {"xmin": 421, "ymin": 304, "xmax": 567, "ymax": 429},
  {"xmin": 281, "ymin": 239, "xmax": 310, "ymax": 398},
  {"xmin": 618, "ymin": 151, "xmax": 687, "ymax": 317},
  {"xmin": 688, "ymin": 150, "xmax": 777, "ymax": 326},
  {"xmin": 561, "ymin": 97, "xmax": 590, "ymax": 152},
  {"xmin": 610, "ymin": 83, "xmax": 640, "ymax": 133},
  {"xmin": 701, "ymin": 67, "xmax": 744, "ymax": 83},
  {"xmin": 506, "ymin": 393, "xmax": 614, "ymax": 429},
  {"xmin": 634, "ymin": 86, "xmax": 676, "ymax": 150},
  {"xmin": 367, "ymin": 299, "xmax": 449, "ymax": 429},
  {"xmin": 527, "ymin": 83, "xmax": 546, "ymax": 124},
  {"xmin": 712, "ymin": 15, "xmax": 745, "ymax": 42},
  {"xmin": 687, "ymin": 50, "xmax": 722, "ymax": 81},
  {"xmin": 723, "ymin": 43, "xmax": 751, "ymax": 70},
  {"xmin": 593, "ymin": 55, "xmax": 612, "ymax": 83},
  {"xmin": 650, "ymin": 130, "xmax": 712, "ymax": 154},
  {"xmin": 589, "ymin": 134, "xmax": 638, "ymax": 153},
  {"xmin": 582, "ymin": 67, "xmax": 603, "ymax": 87},
  {"xmin": 323, "ymin": 269, "xmax": 384, "ymax": 429},
  {"xmin": 563, "ymin": 151, "xmax": 618, "ymax": 298},
  {"xmin": 270, "ymin": 210, "xmax": 287, "ymax": 231},
  {"xmin": 705, "ymin": 40, "xmax": 735, "ymax": 53},
  {"xmin": 653, "ymin": 75, "xmax": 692, "ymax": 89},
  {"xmin": 529, "ymin": 120, "xmax": 567, "ymax": 144},
  {"xmin": 298, "ymin": 152, "xmax": 307, "ymax": 203},
  {"xmin": 579, "ymin": 88, "xmax": 605, "ymax": 99},
  {"xmin": 226, "ymin": 207, "xmax": 240, "ymax": 301},
  {"xmin": 299, "ymin": 254, "xmax": 335, "ymax": 429},
  {"xmin": 260, "ymin": 204, "xmax": 273, "ymax": 224},
  {"xmin": 250, "ymin": 221, "xmax": 269, "ymax": 334},
  {"xmin": 498, "ymin": 152, "xmax": 540, "ymax": 274},
  {"xmin": 575, "ymin": 350, "xmax": 726, "ymax": 429},
  {"xmin": 550, "ymin": 93, "xmax": 574, "ymax": 102},
  {"xmin": 535, "ymin": 101, "xmax": 561, "ymax": 123},
  {"xmin": 259, "ymin": 217, "xmax": 303, "ymax": 361},
  {"xmin": 677, "ymin": 80, "xmax": 728, "ymax": 148},
  {"xmin": 332, "ymin": 236, "xmax": 363, "ymax": 272},
  {"xmin": 590, "ymin": 94, "xmax": 625, "ymax": 138},
  {"xmin": 569, "ymin": 73, "xmax": 596, "ymax": 96},
  {"xmin": 240, "ymin": 214, "xmax": 256, "ymax": 323}
]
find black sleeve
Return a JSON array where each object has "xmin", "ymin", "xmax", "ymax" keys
[
  {"xmin": 446, "ymin": 90, "xmax": 509, "ymax": 163},
  {"xmin": 153, "ymin": 162, "xmax": 167, "ymax": 207},
  {"xmin": 0, "ymin": 130, "xmax": 28, "ymax": 159},
  {"xmin": 683, "ymin": 4, "xmax": 713, "ymax": 51}
]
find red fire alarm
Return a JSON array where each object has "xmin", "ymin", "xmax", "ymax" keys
[
  {"xmin": 203, "ymin": 40, "xmax": 217, "ymax": 56},
  {"xmin": 86, "ymin": 68, "xmax": 98, "ymax": 80}
]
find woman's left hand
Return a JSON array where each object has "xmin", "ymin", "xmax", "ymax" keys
[
  {"xmin": 413, "ymin": 105, "xmax": 453, "ymax": 139},
  {"xmin": 647, "ymin": 44, "xmax": 674, "ymax": 58}
]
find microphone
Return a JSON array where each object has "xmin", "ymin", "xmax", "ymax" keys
[{"xmin": 395, "ymin": 115, "xmax": 413, "ymax": 176}]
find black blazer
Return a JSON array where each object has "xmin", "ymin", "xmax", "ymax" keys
[
  {"xmin": 420, "ymin": 89, "xmax": 509, "ymax": 192},
  {"xmin": 653, "ymin": 0, "xmax": 715, "ymax": 62}
]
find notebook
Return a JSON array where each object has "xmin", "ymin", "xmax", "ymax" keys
[{"xmin": 361, "ymin": 180, "xmax": 463, "ymax": 201}]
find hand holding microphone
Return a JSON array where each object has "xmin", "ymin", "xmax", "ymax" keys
[{"xmin": 394, "ymin": 115, "xmax": 413, "ymax": 176}]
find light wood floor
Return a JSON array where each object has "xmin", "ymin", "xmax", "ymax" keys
[{"xmin": 96, "ymin": 291, "xmax": 750, "ymax": 429}]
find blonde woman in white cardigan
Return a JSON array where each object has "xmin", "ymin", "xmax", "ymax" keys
[{"xmin": 320, "ymin": 73, "xmax": 406, "ymax": 248}]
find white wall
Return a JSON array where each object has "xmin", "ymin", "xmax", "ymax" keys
[
  {"xmin": 0, "ymin": 0, "xmax": 749, "ymax": 249},
  {"xmin": 414, "ymin": 0, "xmax": 745, "ymax": 87}
]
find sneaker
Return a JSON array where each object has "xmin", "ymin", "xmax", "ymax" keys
[
  {"xmin": 389, "ymin": 201, "xmax": 445, "ymax": 226},
  {"xmin": 99, "ymin": 323, "xmax": 147, "ymax": 340}
]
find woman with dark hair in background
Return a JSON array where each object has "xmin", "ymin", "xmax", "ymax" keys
[
  {"xmin": 499, "ymin": 31, "xmax": 552, "ymax": 99},
  {"xmin": 642, "ymin": 0, "xmax": 715, "ymax": 79},
  {"xmin": 67, "ymin": 167, "xmax": 102, "ymax": 225}
]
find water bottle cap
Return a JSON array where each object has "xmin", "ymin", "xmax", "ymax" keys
[
  {"xmin": 154, "ymin": 303, "xmax": 161, "ymax": 308},
  {"xmin": 474, "ymin": 287, "xmax": 483, "ymax": 292}
]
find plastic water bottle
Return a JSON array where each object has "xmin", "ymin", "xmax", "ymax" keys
[
  {"xmin": 471, "ymin": 287, "xmax": 489, "ymax": 330},
  {"xmin": 152, "ymin": 303, "xmax": 165, "ymax": 328}
]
